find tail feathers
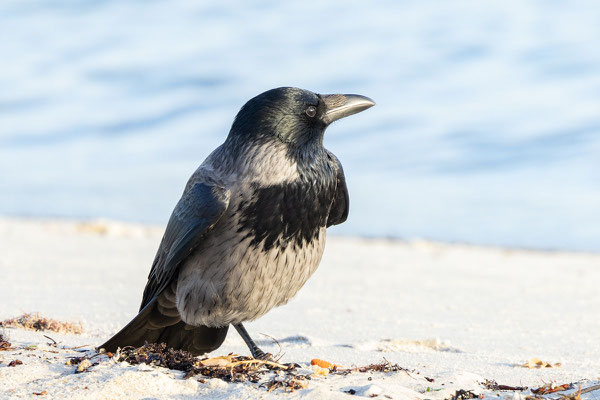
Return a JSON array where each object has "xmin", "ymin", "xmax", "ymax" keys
[{"xmin": 100, "ymin": 296, "xmax": 228, "ymax": 356}]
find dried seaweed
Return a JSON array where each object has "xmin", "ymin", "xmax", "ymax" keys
[
  {"xmin": 115, "ymin": 344, "xmax": 412, "ymax": 393},
  {"xmin": 116, "ymin": 343, "xmax": 197, "ymax": 372},
  {"xmin": 446, "ymin": 389, "xmax": 479, "ymax": 400},
  {"xmin": 481, "ymin": 379, "xmax": 527, "ymax": 391},
  {"xmin": 0, "ymin": 331, "xmax": 11, "ymax": 351},
  {"xmin": 116, "ymin": 342, "xmax": 299, "ymax": 385},
  {"xmin": 261, "ymin": 375, "xmax": 310, "ymax": 392},
  {"xmin": 531, "ymin": 383, "xmax": 573, "ymax": 395},
  {"xmin": 334, "ymin": 358, "xmax": 411, "ymax": 376},
  {"xmin": 1, "ymin": 313, "xmax": 83, "ymax": 334}
]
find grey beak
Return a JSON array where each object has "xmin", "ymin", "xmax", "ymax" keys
[{"xmin": 320, "ymin": 94, "xmax": 376, "ymax": 125}]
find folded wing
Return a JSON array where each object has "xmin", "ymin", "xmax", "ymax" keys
[{"xmin": 100, "ymin": 179, "xmax": 231, "ymax": 355}]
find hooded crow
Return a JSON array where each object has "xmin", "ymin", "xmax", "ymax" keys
[{"xmin": 100, "ymin": 87, "xmax": 375, "ymax": 359}]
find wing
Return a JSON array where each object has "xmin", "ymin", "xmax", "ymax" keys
[
  {"xmin": 140, "ymin": 178, "xmax": 230, "ymax": 310},
  {"xmin": 326, "ymin": 152, "xmax": 349, "ymax": 227}
]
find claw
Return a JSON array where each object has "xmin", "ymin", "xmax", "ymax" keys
[{"xmin": 253, "ymin": 350, "xmax": 273, "ymax": 361}]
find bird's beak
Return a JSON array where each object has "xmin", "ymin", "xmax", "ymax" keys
[{"xmin": 320, "ymin": 94, "xmax": 376, "ymax": 125}]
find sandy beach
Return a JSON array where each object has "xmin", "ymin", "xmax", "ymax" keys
[
  {"xmin": 2, "ymin": 0, "xmax": 599, "ymax": 398},
  {"xmin": 1, "ymin": 217, "xmax": 599, "ymax": 399}
]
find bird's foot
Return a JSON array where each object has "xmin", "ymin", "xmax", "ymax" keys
[
  {"xmin": 251, "ymin": 348, "xmax": 274, "ymax": 361},
  {"xmin": 234, "ymin": 323, "xmax": 275, "ymax": 361}
]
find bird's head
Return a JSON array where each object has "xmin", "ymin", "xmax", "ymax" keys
[{"xmin": 227, "ymin": 87, "xmax": 375, "ymax": 151}]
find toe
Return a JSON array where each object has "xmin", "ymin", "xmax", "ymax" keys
[{"xmin": 254, "ymin": 350, "xmax": 274, "ymax": 361}]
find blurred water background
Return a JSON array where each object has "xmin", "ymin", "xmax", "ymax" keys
[{"xmin": 1, "ymin": 1, "xmax": 599, "ymax": 251}]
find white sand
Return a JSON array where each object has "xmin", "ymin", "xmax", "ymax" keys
[{"xmin": 1, "ymin": 218, "xmax": 599, "ymax": 399}]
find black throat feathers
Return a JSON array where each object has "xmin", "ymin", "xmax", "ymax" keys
[{"xmin": 237, "ymin": 155, "xmax": 337, "ymax": 252}]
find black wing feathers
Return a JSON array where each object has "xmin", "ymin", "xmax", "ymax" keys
[
  {"xmin": 100, "ymin": 180, "xmax": 230, "ymax": 356},
  {"xmin": 326, "ymin": 152, "xmax": 349, "ymax": 227},
  {"xmin": 140, "ymin": 181, "xmax": 230, "ymax": 310}
]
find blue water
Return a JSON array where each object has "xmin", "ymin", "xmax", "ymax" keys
[{"xmin": 1, "ymin": 1, "xmax": 599, "ymax": 251}]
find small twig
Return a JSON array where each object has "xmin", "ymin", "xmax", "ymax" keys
[
  {"xmin": 383, "ymin": 357, "xmax": 414, "ymax": 379},
  {"xmin": 259, "ymin": 332, "xmax": 283, "ymax": 361},
  {"xmin": 556, "ymin": 384, "xmax": 600, "ymax": 400},
  {"xmin": 68, "ymin": 344, "xmax": 90, "ymax": 350},
  {"xmin": 43, "ymin": 335, "xmax": 57, "ymax": 346},
  {"xmin": 577, "ymin": 383, "xmax": 600, "ymax": 395},
  {"xmin": 226, "ymin": 359, "xmax": 290, "ymax": 370}
]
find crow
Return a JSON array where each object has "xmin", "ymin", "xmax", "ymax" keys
[{"xmin": 100, "ymin": 87, "xmax": 375, "ymax": 359}]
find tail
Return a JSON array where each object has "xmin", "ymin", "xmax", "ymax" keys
[{"xmin": 99, "ymin": 286, "xmax": 228, "ymax": 356}]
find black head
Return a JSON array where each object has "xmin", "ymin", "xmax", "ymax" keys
[{"xmin": 227, "ymin": 87, "xmax": 375, "ymax": 149}]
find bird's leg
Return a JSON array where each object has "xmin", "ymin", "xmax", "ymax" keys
[{"xmin": 233, "ymin": 323, "xmax": 271, "ymax": 360}]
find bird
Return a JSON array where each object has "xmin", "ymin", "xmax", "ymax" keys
[{"xmin": 100, "ymin": 87, "xmax": 375, "ymax": 359}]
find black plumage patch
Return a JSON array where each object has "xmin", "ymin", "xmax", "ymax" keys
[{"xmin": 238, "ymin": 178, "xmax": 336, "ymax": 251}]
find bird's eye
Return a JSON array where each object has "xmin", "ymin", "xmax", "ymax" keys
[{"xmin": 305, "ymin": 105, "xmax": 317, "ymax": 118}]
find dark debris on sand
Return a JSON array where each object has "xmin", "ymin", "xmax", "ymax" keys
[
  {"xmin": 333, "ymin": 358, "xmax": 412, "ymax": 376},
  {"xmin": 116, "ymin": 342, "xmax": 198, "ymax": 372},
  {"xmin": 481, "ymin": 379, "xmax": 527, "ymax": 391},
  {"xmin": 446, "ymin": 389, "xmax": 480, "ymax": 400},
  {"xmin": 115, "ymin": 342, "xmax": 307, "ymax": 388},
  {"xmin": 0, "ymin": 332, "xmax": 11, "ymax": 351},
  {"xmin": 1, "ymin": 313, "xmax": 83, "ymax": 334},
  {"xmin": 113, "ymin": 342, "xmax": 415, "ymax": 392}
]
